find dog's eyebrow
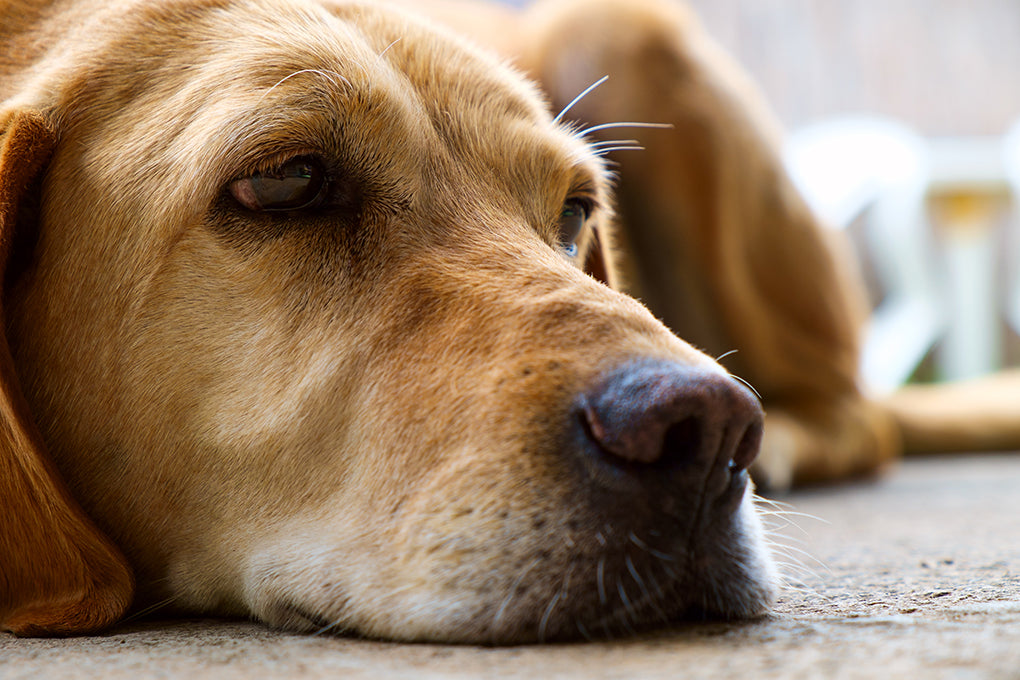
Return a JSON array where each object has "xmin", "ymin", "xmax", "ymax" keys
[
  {"xmin": 567, "ymin": 175, "xmax": 600, "ymax": 198},
  {"xmin": 207, "ymin": 65, "xmax": 425, "ymax": 174}
]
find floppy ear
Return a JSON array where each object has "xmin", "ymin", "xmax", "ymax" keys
[{"xmin": 0, "ymin": 110, "xmax": 134, "ymax": 635}]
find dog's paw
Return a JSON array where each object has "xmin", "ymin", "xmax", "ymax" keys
[{"xmin": 753, "ymin": 400, "xmax": 901, "ymax": 492}]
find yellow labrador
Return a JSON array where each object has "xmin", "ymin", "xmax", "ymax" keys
[{"xmin": 1, "ymin": 0, "xmax": 1014, "ymax": 643}]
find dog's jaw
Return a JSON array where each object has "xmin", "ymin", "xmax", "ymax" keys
[{"xmin": 241, "ymin": 475, "xmax": 777, "ymax": 643}]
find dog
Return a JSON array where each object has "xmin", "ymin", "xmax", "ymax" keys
[{"xmin": 2, "ymin": 0, "xmax": 1016, "ymax": 643}]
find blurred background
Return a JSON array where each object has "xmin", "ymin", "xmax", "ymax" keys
[
  {"xmin": 675, "ymin": 0, "xmax": 1020, "ymax": 391},
  {"xmin": 499, "ymin": 0, "xmax": 1020, "ymax": 389},
  {"xmin": 686, "ymin": 0, "xmax": 1020, "ymax": 136}
]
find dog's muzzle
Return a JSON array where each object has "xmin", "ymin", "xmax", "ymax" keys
[{"xmin": 576, "ymin": 358, "xmax": 764, "ymax": 520}]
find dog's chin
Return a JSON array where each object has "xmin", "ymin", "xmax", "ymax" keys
[{"xmin": 241, "ymin": 484, "xmax": 777, "ymax": 645}]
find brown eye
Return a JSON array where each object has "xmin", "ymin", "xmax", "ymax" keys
[
  {"xmin": 558, "ymin": 198, "xmax": 591, "ymax": 256},
  {"xmin": 229, "ymin": 156, "xmax": 327, "ymax": 211}
]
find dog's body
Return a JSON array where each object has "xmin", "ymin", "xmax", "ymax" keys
[{"xmin": 1, "ymin": 0, "xmax": 1016, "ymax": 643}]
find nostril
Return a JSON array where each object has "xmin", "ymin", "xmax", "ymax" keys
[
  {"xmin": 660, "ymin": 417, "xmax": 702, "ymax": 469},
  {"xmin": 730, "ymin": 420, "xmax": 763, "ymax": 473},
  {"xmin": 580, "ymin": 392, "xmax": 703, "ymax": 468}
]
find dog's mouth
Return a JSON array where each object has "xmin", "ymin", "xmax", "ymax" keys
[
  {"xmin": 480, "ymin": 499, "xmax": 771, "ymax": 643},
  {"xmin": 520, "ymin": 482, "xmax": 774, "ymax": 643},
  {"xmin": 249, "ymin": 462, "xmax": 775, "ymax": 645}
]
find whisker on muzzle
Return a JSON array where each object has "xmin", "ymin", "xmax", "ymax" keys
[
  {"xmin": 492, "ymin": 557, "xmax": 543, "ymax": 640},
  {"xmin": 118, "ymin": 596, "xmax": 179, "ymax": 625}
]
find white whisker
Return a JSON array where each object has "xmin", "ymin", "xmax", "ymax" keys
[
  {"xmin": 624, "ymin": 555, "xmax": 650, "ymax": 600},
  {"xmin": 257, "ymin": 68, "xmax": 352, "ymax": 104},
  {"xmin": 575, "ymin": 619, "xmax": 594, "ymax": 642},
  {"xmin": 580, "ymin": 121, "xmax": 674, "ymax": 136},
  {"xmin": 771, "ymin": 559, "xmax": 820, "ymax": 578},
  {"xmin": 594, "ymin": 145, "xmax": 646, "ymax": 156},
  {"xmin": 617, "ymin": 580, "xmax": 634, "ymax": 617},
  {"xmin": 731, "ymin": 373, "xmax": 762, "ymax": 401},
  {"xmin": 769, "ymin": 543, "xmax": 831, "ymax": 574},
  {"xmin": 119, "ymin": 596, "xmax": 177, "ymax": 624},
  {"xmin": 752, "ymin": 495, "xmax": 798, "ymax": 511},
  {"xmin": 715, "ymin": 349, "xmax": 739, "ymax": 362},
  {"xmin": 537, "ymin": 591, "xmax": 562, "ymax": 642},
  {"xmin": 627, "ymin": 531, "xmax": 673, "ymax": 561},
  {"xmin": 313, "ymin": 619, "xmax": 344, "ymax": 637},
  {"xmin": 614, "ymin": 578, "xmax": 638, "ymax": 637},
  {"xmin": 378, "ymin": 37, "xmax": 402, "ymax": 58},
  {"xmin": 596, "ymin": 557, "xmax": 608, "ymax": 606},
  {"xmin": 553, "ymin": 75, "xmax": 609, "ymax": 124},
  {"xmin": 493, "ymin": 558, "xmax": 542, "ymax": 633},
  {"xmin": 761, "ymin": 518, "xmax": 810, "ymax": 536},
  {"xmin": 759, "ymin": 508, "xmax": 831, "ymax": 525},
  {"xmin": 776, "ymin": 580, "xmax": 833, "ymax": 602},
  {"xmin": 590, "ymin": 138, "xmax": 640, "ymax": 148}
]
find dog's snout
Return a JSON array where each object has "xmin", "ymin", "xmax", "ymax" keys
[{"xmin": 579, "ymin": 360, "xmax": 763, "ymax": 480}]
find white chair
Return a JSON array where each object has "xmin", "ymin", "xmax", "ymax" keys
[
  {"xmin": 926, "ymin": 135, "xmax": 1010, "ymax": 381},
  {"xmin": 785, "ymin": 116, "xmax": 941, "ymax": 393}
]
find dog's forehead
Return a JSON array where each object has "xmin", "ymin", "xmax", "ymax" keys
[
  {"xmin": 55, "ymin": 0, "xmax": 605, "ymax": 218},
  {"xmin": 248, "ymin": 1, "xmax": 602, "ymax": 183}
]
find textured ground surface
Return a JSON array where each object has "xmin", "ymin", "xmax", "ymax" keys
[{"xmin": 3, "ymin": 455, "xmax": 1019, "ymax": 679}]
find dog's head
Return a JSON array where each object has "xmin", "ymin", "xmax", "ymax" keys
[{"xmin": 0, "ymin": 0, "xmax": 775, "ymax": 642}]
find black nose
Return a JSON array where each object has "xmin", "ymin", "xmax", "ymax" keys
[{"xmin": 578, "ymin": 359, "xmax": 763, "ymax": 495}]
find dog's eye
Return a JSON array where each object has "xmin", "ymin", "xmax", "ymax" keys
[
  {"xmin": 558, "ymin": 198, "xmax": 590, "ymax": 257},
  {"xmin": 229, "ymin": 156, "xmax": 327, "ymax": 212}
]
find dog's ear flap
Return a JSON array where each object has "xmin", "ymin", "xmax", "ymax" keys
[{"xmin": 0, "ymin": 110, "xmax": 134, "ymax": 635}]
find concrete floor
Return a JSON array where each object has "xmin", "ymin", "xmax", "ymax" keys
[{"xmin": 3, "ymin": 455, "xmax": 1019, "ymax": 680}]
